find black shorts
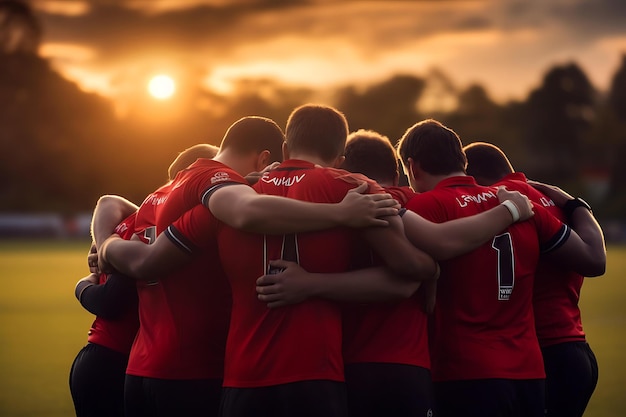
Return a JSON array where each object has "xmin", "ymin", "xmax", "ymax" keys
[
  {"xmin": 542, "ymin": 341, "xmax": 598, "ymax": 417},
  {"xmin": 69, "ymin": 342, "xmax": 128, "ymax": 417},
  {"xmin": 220, "ymin": 380, "xmax": 349, "ymax": 417},
  {"xmin": 124, "ymin": 374, "xmax": 222, "ymax": 417},
  {"xmin": 344, "ymin": 362, "xmax": 434, "ymax": 417},
  {"xmin": 434, "ymin": 378, "xmax": 545, "ymax": 417}
]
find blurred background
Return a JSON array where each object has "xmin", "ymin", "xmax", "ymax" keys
[
  {"xmin": 1, "ymin": 2, "xmax": 625, "ymax": 417},
  {"xmin": 0, "ymin": 0, "xmax": 625, "ymax": 239}
]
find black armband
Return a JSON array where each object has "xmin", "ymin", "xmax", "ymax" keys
[
  {"xmin": 563, "ymin": 197, "xmax": 592, "ymax": 219},
  {"xmin": 78, "ymin": 273, "xmax": 138, "ymax": 319},
  {"xmin": 75, "ymin": 281, "xmax": 95, "ymax": 303}
]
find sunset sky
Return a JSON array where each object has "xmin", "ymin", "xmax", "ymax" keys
[{"xmin": 32, "ymin": 0, "xmax": 626, "ymax": 107}]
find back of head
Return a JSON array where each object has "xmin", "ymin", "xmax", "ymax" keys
[
  {"xmin": 219, "ymin": 116, "xmax": 285, "ymax": 163},
  {"xmin": 397, "ymin": 119, "xmax": 467, "ymax": 175},
  {"xmin": 285, "ymin": 104, "xmax": 349, "ymax": 163},
  {"xmin": 343, "ymin": 129, "xmax": 398, "ymax": 185},
  {"xmin": 463, "ymin": 141, "xmax": 515, "ymax": 186},
  {"xmin": 168, "ymin": 143, "xmax": 220, "ymax": 180}
]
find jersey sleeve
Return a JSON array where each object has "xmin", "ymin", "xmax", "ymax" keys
[
  {"xmin": 532, "ymin": 203, "xmax": 571, "ymax": 254},
  {"xmin": 164, "ymin": 204, "xmax": 218, "ymax": 255},
  {"xmin": 196, "ymin": 167, "xmax": 249, "ymax": 206},
  {"xmin": 201, "ymin": 181, "xmax": 246, "ymax": 207}
]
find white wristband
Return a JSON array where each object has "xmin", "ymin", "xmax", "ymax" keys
[{"xmin": 501, "ymin": 200, "xmax": 520, "ymax": 223}]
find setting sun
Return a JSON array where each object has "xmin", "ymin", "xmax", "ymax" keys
[{"xmin": 148, "ymin": 75, "xmax": 176, "ymax": 100}]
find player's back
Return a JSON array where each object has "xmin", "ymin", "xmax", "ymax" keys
[
  {"xmin": 495, "ymin": 172, "xmax": 586, "ymax": 347},
  {"xmin": 405, "ymin": 175, "xmax": 566, "ymax": 381},
  {"xmin": 127, "ymin": 159, "xmax": 244, "ymax": 380},
  {"xmin": 217, "ymin": 159, "xmax": 375, "ymax": 388}
]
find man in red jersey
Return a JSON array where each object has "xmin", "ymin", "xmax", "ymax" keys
[
  {"xmin": 395, "ymin": 119, "xmax": 605, "ymax": 417},
  {"xmin": 99, "ymin": 116, "xmax": 284, "ymax": 417},
  {"xmin": 69, "ymin": 142, "xmax": 219, "ymax": 417},
  {"xmin": 70, "ymin": 213, "xmax": 139, "ymax": 417},
  {"xmin": 463, "ymin": 141, "xmax": 604, "ymax": 417},
  {"xmin": 215, "ymin": 104, "xmax": 441, "ymax": 417},
  {"xmin": 254, "ymin": 128, "xmax": 534, "ymax": 417},
  {"xmin": 95, "ymin": 115, "xmax": 399, "ymax": 417},
  {"xmin": 341, "ymin": 128, "xmax": 437, "ymax": 417}
]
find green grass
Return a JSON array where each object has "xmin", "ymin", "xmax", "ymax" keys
[
  {"xmin": 0, "ymin": 240, "xmax": 95, "ymax": 417},
  {"xmin": 0, "ymin": 240, "xmax": 624, "ymax": 416},
  {"xmin": 578, "ymin": 246, "xmax": 626, "ymax": 417}
]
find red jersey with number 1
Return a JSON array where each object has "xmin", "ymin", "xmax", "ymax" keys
[
  {"xmin": 126, "ymin": 158, "xmax": 246, "ymax": 380},
  {"xmin": 495, "ymin": 172, "xmax": 587, "ymax": 347},
  {"xmin": 406, "ymin": 175, "xmax": 569, "ymax": 381},
  {"xmin": 87, "ymin": 213, "xmax": 139, "ymax": 354},
  {"xmin": 217, "ymin": 159, "xmax": 385, "ymax": 387}
]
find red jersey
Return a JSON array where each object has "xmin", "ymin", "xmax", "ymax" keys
[
  {"xmin": 342, "ymin": 185, "xmax": 430, "ymax": 368},
  {"xmin": 87, "ymin": 213, "xmax": 139, "ymax": 354},
  {"xmin": 384, "ymin": 185, "xmax": 417, "ymax": 207},
  {"xmin": 406, "ymin": 176, "xmax": 569, "ymax": 381},
  {"xmin": 217, "ymin": 159, "xmax": 384, "ymax": 387},
  {"xmin": 126, "ymin": 159, "xmax": 246, "ymax": 380},
  {"xmin": 495, "ymin": 172, "xmax": 587, "ymax": 347}
]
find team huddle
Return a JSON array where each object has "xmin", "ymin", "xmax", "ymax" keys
[{"xmin": 69, "ymin": 104, "xmax": 606, "ymax": 417}]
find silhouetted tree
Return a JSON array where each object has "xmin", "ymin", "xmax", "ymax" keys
[
  {"xmin": 0, "ymin": 53, "xmax": 124, "ymax": 211},
  {"xmin": 0, "ymin": 0, "xmax": 40, "ymax": 54},
  {"xmin": 608, "ymin": 54, "xmax": 626, "ymax": 123},
  {"xmin": 336, "ymin": 74, "xmax": 426, "ymax": 144},
  {"xmin": 0, "ymin": 1, "xmax": 127, "ymax": 212},
  {"xmin": 522, "ymin": 63, "xmax": 597, "ymax": 186},
  {"xmin": 597, "ymin": 53, "xmax": 626, "ymax": 216},
  {"xmin": 444, "ymin": 84, "xmax": 501, "ymax": 143}
]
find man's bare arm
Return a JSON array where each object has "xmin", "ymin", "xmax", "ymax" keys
[
  {"xmin": 99, "ymin": 233, "xmax": 190, "ymax": 279},
  {"xmin": 362, "ymin": 214, "xmax": 439, "ymax": 280},
  {"xmin": 403, "ymin": 188, "xmax": 534, "ymax": 261},
  {"xmin": 91, "ymin": 195, "xmax": 138, "ymax": 248},
  {"xmin": 208, "ymin": 182, "xmax": 399, "ymax": 234},
  {"xmin": 530, "ymin": 181, "xmax": 606, "ymax": 277},
  {"xmin": 256, "ymin": 260, "xmax": 421, "ymax": 308}
]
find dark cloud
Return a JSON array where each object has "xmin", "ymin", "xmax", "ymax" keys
[
  {"xmin": 558, "ymin": 0, "xmax": 626, "ymax": 37},
  {"xmin": 498, "ymin": 0, "xmax": 626, "ymax": 41},
  {"xmin": 36, "ymin": 1, "xmax": 313, "ymax": 62}
]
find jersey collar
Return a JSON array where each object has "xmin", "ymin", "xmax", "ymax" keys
[
  {"xmin": 502, "ymin": 172, "xmax": 528, "ymax": 183},
  {"xmin": 434, "ymin": 175, "xmax": 477, "ymax": 189}
]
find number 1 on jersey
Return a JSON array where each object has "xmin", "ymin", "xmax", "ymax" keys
[{"xmin": 492, "ymin": 233, "xmax": 515, "ymax": 300}]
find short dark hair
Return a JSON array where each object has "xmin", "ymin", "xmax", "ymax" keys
[
  {"xmin": 285, "ymin": 104, "xmax": 348, "ymax": 163},
  {"xmin": 463, "ymin": 142, "xmax": 515, "ymax": 186},
  {"xmin": 343, "ymin": 129, "xmax": 398, "ymax": 184},
  {"xmin": 396, "ymin": 119, "xmax": 466, "ymax": 175},
  {"xmin": 168, "ymin": 144, "xmax": 219, "ymax": 180},
  {"xmin": 220, "ymin": 116, "xmax": 285, "ymax": 163}
]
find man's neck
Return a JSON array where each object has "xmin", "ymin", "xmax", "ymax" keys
[
  {"xmin": 425, "ymin": 171, "xmax": 467, "ymax": 192},
  {"xmin": 213, "ymin": 150, "xmax": 254, "ymax": 177},
  {"xmin": 287, "ymin": 152, "xmax": 333, "ymax": 168}
]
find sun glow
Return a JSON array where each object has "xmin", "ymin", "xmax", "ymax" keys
[{"xmin": 148, "ymin": 75, "xmax": 176, "ymax": 100}]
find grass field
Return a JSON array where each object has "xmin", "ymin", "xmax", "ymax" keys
[{"xmin": 0, "ymin": 239, "xmax": 624, "ymax": 417}]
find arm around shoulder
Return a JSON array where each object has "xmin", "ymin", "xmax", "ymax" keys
[{"xmin": 91, "ymin": 195, "xmax": 138, "ymax": 248}]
